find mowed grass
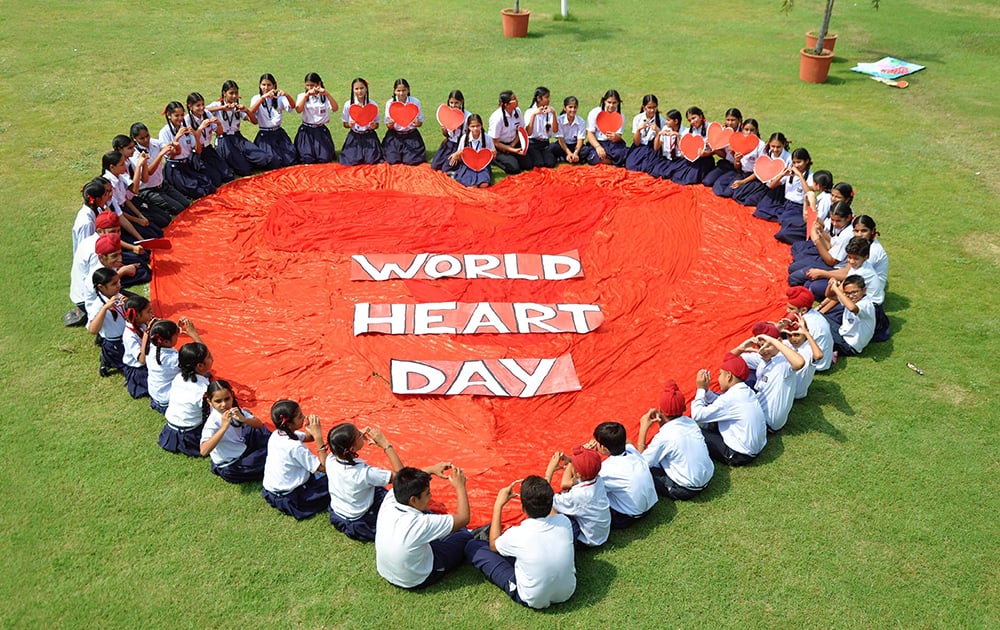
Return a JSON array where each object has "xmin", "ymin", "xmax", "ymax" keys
[{"xmin": 1, "ymin": 0, "xmax": 998, "ymax": 627}]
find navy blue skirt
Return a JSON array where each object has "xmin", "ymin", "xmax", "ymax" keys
[
  {"xmin": 585, "ymin": 139, "xmax": 628, "ymax": 166},
  {"xmin": 340, "ymin": 130, "xmax": 384, "ymax": 166},
  {"xmin": 294, "ymin": 124, "xmax": 336, "ymax": 164},
  {"xmin": 753, "ymin": 186, "xmax": 786, "ymax": 221},
  {"xmin": 197, "ymin": 145, "xmax": 234, "ymax": 188},
  {"xmin": 329, "ymin": 486, "xmax": 388, "ymax": 542},
  {"xmin": 649, "ymin": 155, "xmax": 682, "ymax": 180},
  {"xmin": 123, "ymin": 364, "xmax": 149, "ymax": 399},
  {"xmin": 100, "ymin": 337, "xmax": 125, "ymax": 372},
  {"xmin": 732, "ymin": 178, "xmax": 769, "ymax": 206},
  {"xmin": 158, "ymin": 422, "xmax": 205, "ymax": 457},
  {"xmin": 454, "ymin": 163, "xmax": 492, "ymax": 187},
  {"xmin": 382, "ymin": 128, "xmax": 426, "ymax": 165},
  {"xmin": 217, "ymin": 132, "xmax": 274, "ymax": 176},
  {"xmin": 262, "ymin": 474, "xmax": 330, "ymax": 520},
  {"xmin": 775, "ymin": 201, "xmax": 808, "ymax": 244},
  {"xmin": 164, "ymin": 159, "xmax": 215, "ymax": 199},
  {"xmin": 702, "ymin": 160, "xmax": 735, "ymax": 187},
  {"xmin": 431, "ymin": 140, "xmax": 458, "ymax": 171},
  {"xmin": 671, "ymin": 155, "xmax": 715, "ymax": 185},
  {"xmin": 712, "ymin": 168, "xmax": 745, "ymax": 197},
  {"xmin": 255, "ymin": 127, "xmax": 298, "ymax": 169},
  {"xmin": 625, "ymin": 143, "xmax": 659, "ymax": 174},
  {"xmin": 210, "ymin": 427, "xmax": 271, "ymax": 484}
]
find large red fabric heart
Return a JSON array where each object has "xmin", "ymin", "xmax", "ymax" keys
[
  {"xmin": 754, "ymin": 154, "xmax": 787, "ymax": 183},
  {"xmin": 679, "ymin": 133, "xmax": 706, "ymax": 162},
  {"xmin": 151, "ymin": 165, "xmax": 789, "ymax": 521},
  {"xmin": 388, "ymin": 101, "xmax": 420, "ymax": 128},
  {"xmin": 436, "ymin": 105, "xmax": 466, "ymax": 133},
  {"xmin": 595, "ymin": 111, "xmax": 624, "ymax": 136},
  {"xmin": 729, "ymin": 132, "xmax": 760, "ymax": 156},
  {"xmin": 706, "ymin": 122, "xmax": 734, "ymax": 151},
  {"xmin": 348, "ymin": 103, "xmax": 378, "ymax": 127},
  {"xmin": 461, "ymin": 147, "xmax": 493, "ymax": 171}
]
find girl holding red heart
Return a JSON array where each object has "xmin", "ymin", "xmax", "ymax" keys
[
  {"xmin": 340, "ymin": 77, "xmax": 384, "ymax": 166},
  {"xmin": 487, "ymin": 90, "xmax": 532, "ymax": 174},
  {"xmin": 702, "ymin": 107, "xmax": 744, "ymax": 188},
  {"xmin": 733, "ymin": 132, "xmax": 791, "ymax": 207},
  {"xmin": 382, "ymin": 78, "xmax": 427, "ymax": 166},
  {"xmin": 430, "ymin": 90, "xmax": 469, "ymax": 173},
  {"xmin": 669, "ymin": 106, "xmax": 715, "ymax": 185},
  {"xmin": 584, "ymin": 89, "xmax": 628, "ymax": 166},
  {"xmin": 754, "ymin": 147, "xmax": 812, "ymax": 222},
  {"xmin": 450, "ymin": 114, "xmax": 495, "ymax": 188},
  {"xmin": 714, "ymin": 118, "xmax": 765, "ymax": 198},
  {"xmin": 294, "ymin": 72, "xmax": 339, "ymax": 164}
]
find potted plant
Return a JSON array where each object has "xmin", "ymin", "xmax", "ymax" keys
[
  {"xmin": 784, "ymin": 0, "xmax": 880, "ymax": 83},
  {"xmin": 501, "ymin": 0, "xmax": 531, "ymax": 38}
]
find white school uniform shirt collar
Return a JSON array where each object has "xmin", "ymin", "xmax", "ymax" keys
[
  {"xmin": 555, "ymin": 113, "xmax": 584, "ymax": 141},
  {"xmin": 640, "ymin": 416, "xmax": 714, "ymax": 490},
  {"xmin": 298, "ymin": 92, "xmax": 332, "ymax": 126},
  {"xmin": 84, "ymin": 291, "xmax": 126, "ymax": 340},
  {"xmin": 165, "ymin": 373, "xmax": 209, "ymax": 429},
  {"xmin": 262, "ymin": 431, "xmax": 321, "ymax": 493},
  {"xmin": 200, "ymin": 407, "xmax": 255, "ymax": 465},
  {"xmin": 494, "ymin": 514, "xmax": 576, "ymax": 609},
  {"xmin": 131, "ymin": 139, "xmax": 165, "ymax": 189},
  {"xmin": 551, "ymin": 476, "xmax": 610, "ymax": 547},
  {"xmin": 631, "ymin": 112, "xmax": 661, "ymax": 145},
  {"xmin": 325, "ymin": 454, "xmax": 392, "ymax": 519},
  {"xmin": 251, "ymin": 94, "xmax": 291, "ymax": 129},
  {"xmin": 488, "ymin": 106, "xmax": 522, "ymax": 144},
  {"xmin": 187, "ymin": 112, "xmax": 217, "ymax": 146},
  {"xmin": 375, "ymin": 492, "xmax": 455, "ymax": 588},
  {"xmin": 342, "ymin": 99, "xmax": 381, "ymax": 132},
  {"xmin": 784, "ymin": 169, "xmax": 812, "ymax": 204},
  {"xmin": 457, "ymin": 132, "xmax": 493, "ymax": 151},
  {"xmin": 585, "ymin": 106, "xmax": 623, "ymax": 142},
  {"xmin": 158, "ymin": 123, "xmax": 195, "ymax": 159},
  {"xmin": 384, "ymin": 96, "xmax": 423, "ymax": 133}
]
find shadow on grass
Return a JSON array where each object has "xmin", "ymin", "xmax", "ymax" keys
[
  {"xmin": 543, "ymin": 557, "xmax": 616, "ymax": 611},
  {"xmin": 693, "ymin": 462, "xmax": 731, "ymax": 502},
  {"xmin": 784, "ymin": 392, "xmax": 848, "ymax": 442},
  {"xmin": 752, "ymin": 430, "xmax": 786, "ymax": 465}
]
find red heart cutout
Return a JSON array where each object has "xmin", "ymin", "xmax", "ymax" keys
[
  {"xmin": 753, "ymin": 154, "xmax": 786, "ymax": 183},
  {"xmin": 348, "ymin": 103, "xmax": 378, "ymax": 127},
  {"xmin": 706, "ymin": 122, "xmax": 734, "ymax": 151},
  {"xmin": 460, "ymin": 147, "xmax": 493, "ymax": 172},
  {"xmin": 595, "ymin": 111, "xmax": 624, "ymax": 136},
  {"xmin": 729, "ymin": 132, "xmax": 760, "ymax": 156},
  {"xmin": 679, "ymin": 133, "xmax": 705, "ymax": 162},
  {"xmin": 152, "ymin": 165, "xmax": 790, "ymax": 520},
  {"xmin": 436, "ymin": 105, "xmax": 466, "ymax": 133},
  {"xmin": 516, "ymin": 127, "xmax": 529, "ymax": 156},
  {"xmin": 388, "ymin": 101, "xmax": 420, "ymax": 128},
  {"xmin": 806, "ymin": 204, "xmax": 818, "ymax": 240}
]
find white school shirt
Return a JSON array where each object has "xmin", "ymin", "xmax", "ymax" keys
[
  {"xmin": 658, "ymin": 126, "xmax": 687, "ymax": 159},
  {"xmin": 804, "ymin": 308, "xmax": 834, "ymax": 372},
  {"xmin": 867, "ymin": 239, "xmax": 888, "ymax": 284},
  {"xmin": 251, "ymin": 94, "xmax": 292, "ymax": 129},
  {"xmin": 784, "ymin": 169, "xmax": 813, "ymax": 204},
  {"xmin": 815, "ymin": 191, "xmax": 832, "ymax": 221},
  {"xmin": 456, "ymin": 133, "xmax": 495, "ymax": 152},
  {"xmin": 209, "ymin": 102, "xmax": 247, "ymax": 135},
  {"xmin": 631, "ymin": 113, "xmax": 662, "ymax": 146},
  {"xmin": 326, "ymin": 454, "xmax": 392, "ymax": 520},
  {"xmin": 598, "ymin": 444, "xmax": 657, "ymax": 516},
  {"xmin": 298, "ymin": 93, "xmax": 333, "ymax": 126},
  {"xmin": 71, "ymin": 205, "xmax": 96, "ymax": 255},
  {"xmin": 641, "ymin": 416, "xmax": 714, "ymax": 490},
  {"xmin": 551, "ymin": 476, "xmax": 610, "ymax": 547},
  {"xmin": 840, "ymin": 295, "xmax": 876, "ymax": 353},
  {"xmin": 84, "ymin": 292, "xmax": 126, "ymax": 340},
  {"xmin": 524, "ymin": 105, "xmax": 556, "ymax": 141},
  {"xmin": 158, "ymin": 123, "xmax": 196, "ymax": 160},
  {"xmin": 555, "ymin": 114, "xmax": 585, "ymax": 144},
  {"xmin": 342, "ymin": 100, "xmax": 381, "ymax": 132},
  {"xmin": 131, "ymin": 139, "xmax": 167, "ymax": 189},
  {"xmin": 69, "ymin": 232, "xmax": 100, "ymax": 303},
  {"xmin": 375, "ymin": 492, "xmax": 455, "ymax": 588},
  {"xmin": 785, "ymin": 338, "xmax": 819, "ymax": 399},
  {"xmin": 828, "ymin": 224, "xmax": 853, "ymax": 263},
  {"xmin": 147, "ymin": 346, "xmax": 180, "ymax": 404},
  {"xmin": 122, "ymin": 323, "xmax": 145, "ymax": 368},
  {"xmin": 743, "ymin": 353, "xmax": 797, "ymax": 432},
  {"xmin": 263, "ymin": 430, "xmax": 321, "ymax": 493},
  {"xmin": 383, "ymin": 96, "xmax": 423, "ymax": 133},
  {"xmin": 495, "ymin": 514, "xmax": 576, "ymax": 609},
  {"xmin": 585, "ymin": 107, "xmax": 623, "ymax": 141},
  {"xmin": 103, "ymin": 170, "xmax": 128, "ymax": 213},
  {"xmin": 165, "ymin": 373, "xmax": 209, "ymax": 429},
  {"xmin": 691, "ymin": 383, "xmax": 767, "ymax": 456},
  {"xmin": 488, "ymin": 107, "xmax": 523, "ymax": 144},
  {"xmin": 737, "ymin": 138, "xmax": 766, "ymax": 172},
  {"xmin": 186, "ymin": 112, "xmax": 218, "ymax": 147},
  {"xmin": 200, "ymin": 408, "xmax": 256, "ymax": 465},
  {"xmin": 840, "ymin": 260, "xmax": 884, "ymax": 305}
]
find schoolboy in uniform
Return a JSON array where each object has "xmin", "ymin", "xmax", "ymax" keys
[
  {"xmin": 69, "ymin": 214, "xmax": 146, "ymax": 315},
  {"xmin": 783, "ymin": 286, "xmax": 834, "ymax": 371},
  {"xmin": 829, "ymin": 275, "xmax": 876, "ymax": 356},
  {"xmin": 544, "ymin": 446, "xmax": 610, "ymax": 548},
  {"xmin": 637, "ymin": 379, "xmax": 714, "ymax": 499},
  {"xmin": 734, "ymin": 323, "xmax": 806, "ymax": 433},
  {"xmin": 691, "ymin": 353, "xmax": 767, "ymax": 466},
  {"xmin": 783, "ymin": 314, "xmax": 824, "ymax": 399},
  {"xmin": 590, "ymin": 422, "xmax": 657, "ymax": 528},
  {"xmin": 374, "ymin": 466, "xmax": 472, "ymax": 589},
  {"xmin": 464, "ymin": 476, "xmax": 576, "ymax": 610}
]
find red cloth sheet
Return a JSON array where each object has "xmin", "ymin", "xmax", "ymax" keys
[{"xmin": 152, "ymin": 163, "xmax": 789, "ymax": 523}]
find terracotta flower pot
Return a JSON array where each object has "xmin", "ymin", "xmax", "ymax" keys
[
  {"xmin": 799, "ymin": 48, "xmax": 834, "ymax": 83},
  {"xmin": 805, "ymin": 31, "xmax": 838, "ymax": 53},
  {"xmin": 501, "ymin": 8, "xmax": 531, "ymax": 38}
]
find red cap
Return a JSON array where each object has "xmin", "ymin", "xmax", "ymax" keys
[
  {"xmin": 95, "ymin": 233, "xmax": 121, "ymax": 255},
  {"xmin": 570, "ymin": 445, "xmax": 602, "ymax": 481},
  {"xmin": 658, "ymin": 379, "xmax": 686, "ymax": 416},
  {"xmin": 752, "ymin": 321, "xmax": 781, "ymax": 339},
  {"xmin": 94, "ymin": 211, "xmax": 120, "ymax": 229},
  {"xmin": 786, "ymin": 286, "xmax": 815, "ymax": 309},
  {"xmin": 720, "ymin": 352, "xmax": 749, "ymax": 381}
]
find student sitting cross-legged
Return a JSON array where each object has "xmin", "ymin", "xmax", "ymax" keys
[{"xmin": 544, "ymin": 446, "xmax": 611, "ymax": 548}]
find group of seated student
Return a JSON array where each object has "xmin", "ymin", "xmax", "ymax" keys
[{"xmin": 65, "ymin": 73, "xmax": 892, "ymax": 610}]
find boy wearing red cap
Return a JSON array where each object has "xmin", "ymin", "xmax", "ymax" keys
[
  {"xmin": 69, "ymin": 214, "xmax": 149, "ymax": 318},
  {"xmin": 691, "ymin": 353, "xmax": 767, "ymax": 466},
  {"xmin": 783, "ymin": 313, "xmax": 824, "ymax": 399},
  {"xmin": 544, "ymin": 446, "xmax": 611, "ymax": 547},
  {"xmin": 783, "ymin": 286, "xmax": 833, "ymax": 372},
  {"xmin": 637, "ymin": 380, "xmax": 714, "ymax": 499},
  {"xmin": 732, "ymin": 323, "xmax": 805, "ymax": 433}
]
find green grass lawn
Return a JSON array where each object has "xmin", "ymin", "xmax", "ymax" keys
[{"xmin": 1, "ymin": 0, "xmax": 998, "ymax": 627}]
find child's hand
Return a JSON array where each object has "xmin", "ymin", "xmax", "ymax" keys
[
  {"xmin": 696, "ymin": 369, "xmax": 711, "ymax": 390},
  {"xmin": 178, "ymin": 317, "xmax": 197, "ymax": 334},
  {"xmin": 549, "ymin": 451, "xmax": 566, "ymax": 470},
  {"xmin": 582, "ymin": 439, "xmax": 598, "ymax": 451},
  {"xmin": 639, "ymin": 409, "xmax": 658, "ymax": 427},
  {"xmin": 805, "ymin": 268, "xmax": 823, "ymax": 280},
  {"xmin": 426, "ymin": 462, "xmax": 452, "ymax": 478},
  {"xmin": 306, "ymin": 414, "xmax": 324, "ymax": 441},
  {"xmin": 364, "ymin": 427, "xmax": 388, "ymax": 448},
  {"xmin": 447, "ymin": 466, "xmax": 466, "ymax": 488},
  {"xmin": 119, "ymin": 264, "xmax": 138, "ymax": 277},
  {"xmin": 496, "ymin": 480, "xmax": 520, "ymax": 504}
]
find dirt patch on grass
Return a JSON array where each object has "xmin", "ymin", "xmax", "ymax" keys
[
  {"xmin": 962, "ymin": 232, "xmax": 1000, "ymax": 267},
  {"xmin": 928, "ymin": 381, "xmax": 972, "ymax": 407}
]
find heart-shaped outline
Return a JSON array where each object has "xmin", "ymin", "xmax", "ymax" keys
[
  {"xmin": 516, "ymin": 127, "xmax": 529, "ymax": 156},
  {"xmin": 706, "ymin": 122, "xmax": 734, "ymax": 151},
  {"xmin": 753, "ymin": 154, "xmax": 786, "ymax": 183},
  {"xmin": 595, "ymin": 111, "xmax": 624, "ymax": 137},
  {"xmin": 679, "ymin": 133, "xmax": 706, "ymax": 162},
  {"xmin": 461, "ymin": 147, "xmax": 493, "ymax": 172},
  {"xmin": 349, "ymin": 103, "xmax": 378, "ymax": 127},
  {"xmin": 729, "ymin": 132, "xmax": 760, "ymax": 156},
  {"xmin": 436, "ymin": 105, "xmax": 466, "ymax": 133}
]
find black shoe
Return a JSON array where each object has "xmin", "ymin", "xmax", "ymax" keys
[
  {"xmin": 99, "ymin": 365, "xmax": 115, "ymax": 378},
  {"xmin": 470, "ymin": 524, "xmax": 491, "ymax": 541}
]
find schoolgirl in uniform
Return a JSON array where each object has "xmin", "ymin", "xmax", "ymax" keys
[
  {"xmin": 249, "ymin": 73, "xmax": 297, "ymax": 169},
  {"xmin": 756, "ymin": 147, "xmax": 811, "ymax": 222},
  {"xmin": 551, "ymin": 96, "xmax": 586, "ymax": 164},
  {"xmin": 261, "ymin": 399, "xmax": 330, "ymax": 520},
  {"xmin": 851, "ymin": 215, "xmax": 888, "ymax": 286},
  {"xmin": 488, "ymin": 90, "xmax": 531, "ymax": 174},
  {"xmin": 340, "ymin": 77, "xmax": 384, "ymax": 166},
  {"xmin": 734, "ymin": 132, "xmax": 791, "ymax": 207},
  {"xmin": 670, "ymin": 106, "xmax": 715, "ymax": 184},
  {"xmin": 430, "ymin": 90, "xmax": 468, "ymax": 173},
  {"xmin": 715, "ymin": 119, "xmax": 764, "ymax": 198},
  {"xmin": 158, "ymin": 101, "xmax": 216, "ymax": 199},
  {"xmin": 110, "ymin": 136, "xmax": 164, "ymax": 232},
  {"xmin": 72, "ymin": 178, "xmax": 113, "ymax": 256},
  {"xmin": 294, "ymin": 72, "xmax": 339, "ymax": 164},
  {"xmin": 584, "ymin": 90, "xmax": 628, "ymax": 166},
  {"xmin": 788, "ymin": 201, "xmax": 854, "ymax": 284},
  {"xmin": 523, "ymin": 87, "xmax": 558, "ymax": 169},
  {"xmin": 648, "ymin": 109, "xmax": 685, "ymax": 180},
  {"xmin": 128, "ymin": 122, "xmax": 190, "ymax": 219},
  {"xmin": 199, "ymin": 379, "xmax": 271, "ymax": 484},
  {"xmin": 122, "ymin": 295, "xmax": 153, "ymax": 399},
  {"xmin": 160, "ymin": 342, "xmax": 213, "ymax": 457},
  {"xmin": 702, "ymin": 108, "xmax": 743, "ymax": 188},
  {"xmin": 449, "ymin": 114, "xmax": 495, "ymax": 188},
  {"xmin": 776, "ymin": 169, "xmax": 832, "ymax": 244},
  {"xmin": 86, "ymin": 266, "xmax": 127, "ymax": 378},
  {"xmin": 625, "ymin": 94, "xmax": 663, "ymax": 173},
  {"xmin": 145, "ymin": 317, "xmax": 203, "ymax": 414},
  {"xmin": 326, "ymin": 423, "xmax": 403, "ymax": 542},
  {"xmin": 207, "ymin": 80, "xmax": 272, "ymax": 176},
  {"xmin": 381, "ymin": 78, "xmax": 426, "ymax": 165},
  {"xmin": 185, "ymin": 92, "xmax": 233, "ymax": 189},
  {"xmin": 102, "ymin": 151, "xmax": 157, "ymax": 242}
]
